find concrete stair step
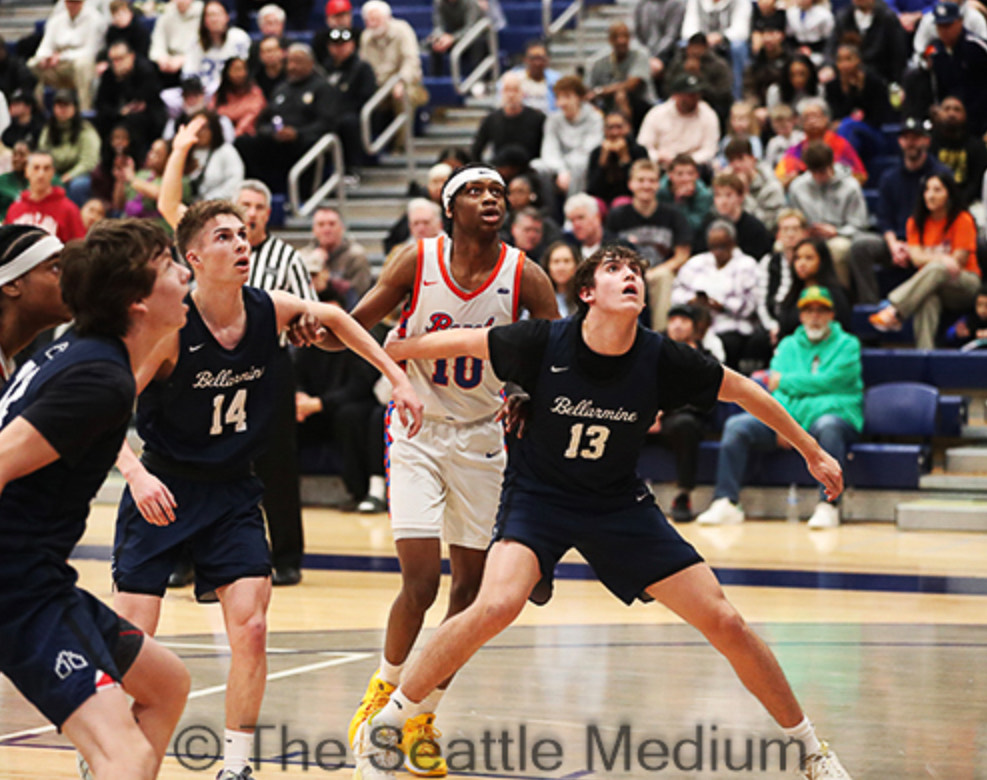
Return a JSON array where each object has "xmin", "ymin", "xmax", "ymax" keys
[
  {"xmin": 919, "ymin": 473, "xmax": 987, "ymax": 491},
  {"xmin": 961, "ymin": 424, "xmax": 987, "ymax": 440},
  {"xmin": 896, "ymin": 498, "xmax": 987, "ymax": 532},
  {"xmin": 946, "ymin": 446, "xmax": 987, "ymax": 473}
]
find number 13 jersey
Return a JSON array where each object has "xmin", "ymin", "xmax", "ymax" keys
[{"xmin": 397, "ymin": 236, "xmax": 524, "ymax": 423}]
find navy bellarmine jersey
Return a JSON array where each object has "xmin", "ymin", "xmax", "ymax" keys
[
  {"xmin": 489, "ymin": 318, "xmax": 723, "ymax": 509},
  {"xmin": 0, "ymin": 334, "xmax": 135, "ymax": 562},
  {"xmin": 137, "ymin": 287, "xmax": 279, "ymax": 473}
]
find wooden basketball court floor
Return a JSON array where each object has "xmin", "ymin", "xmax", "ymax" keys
[{"xmin": 3, "ymin": 504, "xmax": 987, "ymax": 779}]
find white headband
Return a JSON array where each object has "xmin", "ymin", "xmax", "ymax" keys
[
  {"xmin": 441, "ymin": 167, "xmax": 505, "ymax": 213},
  {"xmin": 0, "ymin": 234, "xmax": 63, "ymax": 287}
]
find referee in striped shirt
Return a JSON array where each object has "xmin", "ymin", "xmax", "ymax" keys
[{"xmin": 237, "ymin": 180, "xmax": 317, "ymax": 586}]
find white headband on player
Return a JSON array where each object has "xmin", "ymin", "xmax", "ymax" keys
[
  {"xmin": 0, "ymin": 234, "xmax": 63, "ymax": 287},
  {"xmin": 441, "ymin": 167, "xmax": 505, "ymax": 213}
]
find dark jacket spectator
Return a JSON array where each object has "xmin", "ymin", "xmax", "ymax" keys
[
  {"xmin": 94, "ymin": 43, "xmax": 166, "ymax": 154},
  {"xmin": 828, "ymin": 0, "xmax": 907, "ymax": 84},
  {"xmin": 930, "ymin": 95, "xmax": 987, "ymax": 208},
  {"xmin": 472, "ymin": 72, "xmax": 545, "ymax": 164},
  {"xmin": 0, "ymin": 41, "xmax": 36, "ymax": 100}
]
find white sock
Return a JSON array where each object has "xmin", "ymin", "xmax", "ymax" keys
[
  {"xmin": 380, "ymin": 653, "xmax": 403, "ymax": 687},
  {"xmin": 224, "ymin": 729, "xmax": 253, "ymax": 773},
  {"xmin": 374, "ymin": 687, "xmax": 423, "ymax": 729},
  {"xmin": 368, "ymin": 475, "xmax": 386, "ymax": 501},
  {"xmin": 420, "ymin": 687, "xmax": 444, "ymax": 713},
  {"xmin": 782, "ymin": 715, "xmax": 822, "ymax": 756}
]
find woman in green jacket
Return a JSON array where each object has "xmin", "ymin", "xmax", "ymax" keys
[{"xmin": 37, "ymin": 89, "xmax": 100, "ymax": 207}]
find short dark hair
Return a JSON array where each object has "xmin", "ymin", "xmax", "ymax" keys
[
  {"xmin": 669, "ymin": 153, "xmax": 698, "ymax": 172},
  {"xmin": 175, "ymin": 200, "xmax": 244, "ymax": 258},
  {"xmin": 572, "ymin": 244, "xmax": 648, "ymax": 317},
  {"xmin": 60, "ymin": 218, "xmax": 169, "ymax": 338},
  {"xmin": 724, "ymin": 137, "xmax": 753, "ymax": 161},
  {"xmin": 803, "ymin": 141, "xmax": 834, "ymax": 172}
]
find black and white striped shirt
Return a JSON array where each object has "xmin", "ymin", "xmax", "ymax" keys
[{"xmin": 249, "ymin": 235, "xmax": 317, "ymax": 301}]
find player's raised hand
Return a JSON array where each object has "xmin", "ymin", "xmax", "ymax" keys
[
  {"xmin": 173, "ymin": 114, "xmax": 208, "ymax": 153},
  {"xmin": 805, "ymin": 447, "xmax": 843, "ymax": 502},
  {"xmin": 391, "ymin": 376, "xmax": 424, "ymax": 437},
  {"xmin": 130, "ymin": 469, "xmax": 178, "ymax": 526}
]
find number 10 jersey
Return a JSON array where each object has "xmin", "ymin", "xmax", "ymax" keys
[{"xmin": 397, "ymin": 236, "xmax": 524, "ymax": 424}]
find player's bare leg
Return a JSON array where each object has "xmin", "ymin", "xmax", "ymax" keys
[
  {"xmin": 113, "ymin": 592, "xmax": 163, "ymax": 636},
  {"xmin": 216, "ymin": 575, "xmax": 272, "ymax": 777},
  {"xmin": 63, "ymin": 687, "xmax": 159, "ymax": 780},
  {"xmin": 122, "ymin": 636, "xmax": 191, "ymax": 760}
]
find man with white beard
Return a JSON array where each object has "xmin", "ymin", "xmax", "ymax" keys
[{"xmin": 697, "ymin": 285, "xmax": 863, "ymax": 530}]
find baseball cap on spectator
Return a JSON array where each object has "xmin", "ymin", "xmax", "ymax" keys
[
  {"xmin": 933, "ymin": 2, "xmax": 961, "ymax": 23},
  {"xmin": 52, "ymin": 88, "xmax": 76, "ymax": 105},
  {"xmin": 8, "ymin": 88, "xmax": 31, "ymax": 106},
  {"xmin": 328, "ymin": 27, "xmax": 355, "ymax": 43},
  {"xmin": 325, "ymin": 0, "xmax": 351, "ymax": 15},
  {"xmin": 798, "ymin": 285, "xmax": 834, "ymax": 309},
  {"xmin": 899, "ymin": 116, "xmax": 932, "ymax": 136},
  {"xmin": 669, "ymin": 74, "xmax": 702, "ymax": 94}
]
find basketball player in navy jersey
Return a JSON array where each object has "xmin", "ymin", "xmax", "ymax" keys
[
  {"xmin": 308, "ymin": 163, "xmax": 558, "ymax": 778},
  {"xmin": 364, "ymin": 245, "xmax": 855, "ymax": 780},
  {"xmin": 0, "ymin": 219, "xmax": 192, "ymax": 780},
  {"xmin": 112, "ymin": 165, "xmax": 423, "ymax": 777}
]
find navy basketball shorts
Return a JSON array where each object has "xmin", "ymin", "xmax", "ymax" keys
[
  {"xmin": 113, "ymin": 473, "xmax": 271, "ymax": 602},
  {"xmin": 0, "ymin": 574, "xmax": 144, "ymax": 728},
  {"xmin": 493, "ymin": 487, "xmax": 705, "ymax": 606}
]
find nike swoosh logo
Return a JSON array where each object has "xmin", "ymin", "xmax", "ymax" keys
[
  {"xmin": 550, "ymin": 365, "xmax": 569, "ymax": 373},
  {"xmin": 189, "ymin": 344, "xmax": 205, "ymax": 352},
  {"xmin": 484, "ymin": 450, "xmax": 501, "ymax": 458},
  {"xmin": 423, "ymin": 280, "xmax": 439, "ymax": 286}
]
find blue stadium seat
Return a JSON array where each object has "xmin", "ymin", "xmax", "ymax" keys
[
  {"xmin": 845, "ymin": 443, "xmax": 929, "ymax": 489},
  {"xmin": 860, "ymin": 348, "xmax": 928, "ymax": 385},
  {"xmin": 269, "ymin": 194, "xmax": 286, "ymax": 228},
  {"xmin": 925, "ymin": 350, "xmax": 987, "ymax": 389},
  {"xmin": 938, "ymin": 394, "xmax": 968, "ymax": 436},
  {"xmin": 423, "ymin": 75, "xmax": 462, "ymax": 106},
  {"xmin": 863, "ymin": 382, "xmax": 938, "ymax": 437}
]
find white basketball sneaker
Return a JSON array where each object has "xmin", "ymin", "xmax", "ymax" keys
[
  {"xmin": 798, "ymin": 741, "xmax": 853, "ymax": 779},
  {"xmin": 696, "ymin": 497, "xmax": 745, "ymax": 525}
]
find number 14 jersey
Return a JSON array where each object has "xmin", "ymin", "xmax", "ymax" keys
[
  {"xmin": 136, "ymin": 287, "xmax": 279, "ymax": 474},
  {"xmin": 397, "ymin": 236, "xmax": 524, "ymax": 423}
]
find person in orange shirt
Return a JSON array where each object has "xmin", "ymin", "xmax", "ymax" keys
[{"xmin": 869, "ymin": 172, "xmax": 981, "ymax": 347}]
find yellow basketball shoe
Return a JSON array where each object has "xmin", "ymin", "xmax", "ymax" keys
[
  {"xmin": 401, "ymin": 713, "xmax": 447, "ymax": 777},
  {"xmin": 348, "ymin": 670, "xmax": 397, "ymax": 749}
]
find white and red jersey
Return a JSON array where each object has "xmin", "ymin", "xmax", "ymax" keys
[{"xmin": 397, "ymin": 235, "xmax": 525, "ymax": 423}]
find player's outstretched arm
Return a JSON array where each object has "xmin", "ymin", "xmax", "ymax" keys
[
  {"xmin": 0, "ymin": 418, "xmax": 60, "ymax": 496},
  {"xmin": 272, "ymin": 291, "xmax": 424, "ymax": 436},
  {"xmin": 297, "ymin": 243, "xmax": 419, "ymax": 351},
  {"xmin": 385, "ymin": 327, "xmax": 491, "ymax": 363},
  {"xmin": 718, "ymin": 367, "xmax": 843, "ymax": 501},
  {"xmin": 157, "ymin": 115, "xmax": 207, "ymax": 229},
  {"xmin": 114, "ymin": 333, "xmax": 181, "ymax": 526}
]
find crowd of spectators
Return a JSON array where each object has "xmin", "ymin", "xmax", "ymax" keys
[{"xmin": 2, "ymin": 0, "xmax": 987, "ymax": 526}]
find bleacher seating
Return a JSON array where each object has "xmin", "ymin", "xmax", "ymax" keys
[{"xmin": 638, "ymin": 381, "xmax": 949, "ymax": 490}]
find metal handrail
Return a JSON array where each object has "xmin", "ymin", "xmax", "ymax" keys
[
  {"xmin": 542, "ymin": 0, "xmax": 584, "ymax": 60},
  {"xmin": 287, "ymin": 132, "xmax": 346, "ymax": 219},
  {"xmin": 449, "ymin": 17, "xmax": 500, "ymax": 95},
  {"xmin": 359, "ymin": 72, "xmax": 415, "ymax": 181}
]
